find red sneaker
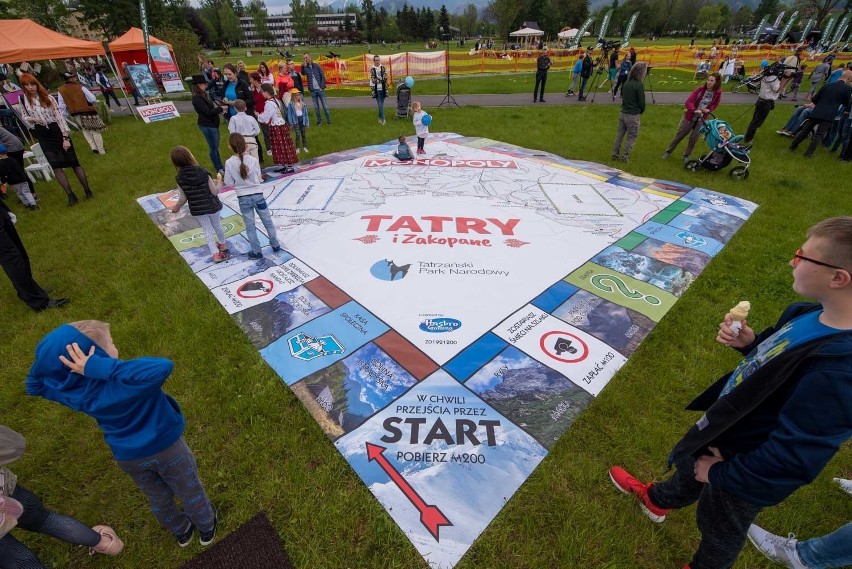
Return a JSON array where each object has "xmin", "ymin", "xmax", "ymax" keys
[
  {"xmin": 608, "ymin": 466, "xmax": 671, "ymax": 523},
  {"xmin": 212, "ymin": 252, "xmax": 228, "ymax": 263},
  {"xmin": 216, "ymin": 242, "xmax": 229, "ymax": 253}
]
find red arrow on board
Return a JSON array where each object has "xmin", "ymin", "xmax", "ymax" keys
[{"xmin": 366, "ymin": 442, "xmax": 453, "ymax": 541}]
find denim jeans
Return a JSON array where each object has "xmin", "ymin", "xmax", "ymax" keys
[
  {"xmin": 198, "ymin": 126, "xmax": 224, "ymax": 172},
  {"xmin": 797, "ymin": 523, "xmax": 852, "ymax": 569},
  {"xmin": 832, "ymin": 117, "xmax": 852, "ymax": 153},
  {"xmin": 784, "ymin": 106, "xmax": 812, "ymax": 133},
  {"xmin": 376, "ymin": 90, "xmax": 386, "ymax": 121},
  {"xmin": 238, "ymin": 193, "xmax": 281, "ymax": 255},
  {"xmin": 310, "ymin": 89, "xmax": 331, "ymax": 124},
  {"xmin": 117, "ymin": 437, "xmax": 215, "ymax": 537}
]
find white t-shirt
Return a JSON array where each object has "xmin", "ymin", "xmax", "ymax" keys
[{"xmin": 224, "ymin": 153, "xmax": 264, "ymax": 197}]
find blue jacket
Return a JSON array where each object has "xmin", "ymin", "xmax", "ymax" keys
[
  {"xmin": 671, "ymin": 302, "xmax": 852, "ymax": 506},
  {"xmin": 302, "ymin": 62, "xmax": 326, "ymax": 91},
  {"xmin": 572, "ymin": 59, "xmax": 583, "ymax": 74},
  {"xmin": 25, "ymin": 325, "xmax": 185, "ymax": 461},
  {"xmin": 618, "ymin": 59, "xmax": 633, "ymax": 77},
  {"xmin": 286, "ymin": 100, "xmax": 310, "ymax": 126}
]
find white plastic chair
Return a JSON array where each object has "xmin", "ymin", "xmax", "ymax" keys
[{"xmin": 25, "ymin": 143, "xmax": 53, "ymax": 183}]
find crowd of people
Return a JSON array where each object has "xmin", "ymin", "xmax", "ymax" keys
[
  {"xmin": 190, "ymin": 54, "xmax": 331, "ymax": 177},
  {"xmin": 1, "ymin": 44, "xmax": 850, "ymax": 569}
]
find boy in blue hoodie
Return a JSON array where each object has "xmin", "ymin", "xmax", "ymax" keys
[
  {"xmin": 25, "ymin": 320, "xmax": 217, "ymax": 548},
  {"xmin": 609, "ymin": 216, "xmax": 852, "ymax": 569}
]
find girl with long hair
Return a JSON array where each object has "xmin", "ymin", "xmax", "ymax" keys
[
  {"xmin": 662, "ymin": 72, "xmax": 722, "ymax": 163},
  {"xmin": 257, "ymin": 83, "xmax": 297, "ymax": 170},
  {"xmin": 249, "ymin": 72, "xmax": 270, "ymax": 162},
  {"xmin": 169, "ymin": 146, "xmax": 228, "ymax": 263},
  {"xmin": 224, "ymin": 133, "xmax": 281, "ymax": 259},
  {"xmin": 17, "ymin": 73, "xmax": 93, "ymax": 205},
  {"xmin": 257, "ymin": 61, "xmax": 274, "ymax": 85}
]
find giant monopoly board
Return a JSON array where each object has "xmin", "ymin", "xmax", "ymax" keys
[{"xmin": 139, "ymin": 134, "xmax": 757, "ymax": 568}]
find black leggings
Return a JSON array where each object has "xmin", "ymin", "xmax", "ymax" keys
[{"xmin": 0, "ymin": 486, "xmax": 100, "ymax": 569}]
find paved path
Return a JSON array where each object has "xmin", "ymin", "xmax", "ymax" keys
[{"xmin": 171, "ymin": 90, "xmax": 779, "ymax": 114}]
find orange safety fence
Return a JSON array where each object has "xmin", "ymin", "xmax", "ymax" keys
[{"xmin": 257, "ymin": 47, "xmax": 851, "ymax": 91}]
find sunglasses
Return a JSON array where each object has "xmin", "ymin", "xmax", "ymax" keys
[{"xmin": 792, "ymin": 248, "xmax": 847, "ymax": 271}]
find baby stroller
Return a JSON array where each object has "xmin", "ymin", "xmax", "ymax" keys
[
  {"xmin": 395, "ymin": 81, "xmax": 411, "ymax": 119},
  {"xmin": 730, "ymin": 71, "xmax": 761, "ymax": 94},
  {"xmin": 684, "ymin": 116, "xmax": 751, "ymax": 181}
]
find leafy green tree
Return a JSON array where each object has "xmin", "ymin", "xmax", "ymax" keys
[
  {"xmin": 343, "ymin": 2, "xmax": 358, "ymax": 32},
  {"xmin": 187, "ymin": 8, "xmax": 214, "ymax": 46},
  {"xmin": 754, "ymin": 0, "xmax": 780, "ymax": 23},
  {"xmin": 5, "ymin": 0, "xmax": 70, "ymax": 32},
  {"xmin": 670, "ymin": 0, "xmax": 699, "ymax": 32},
  {"xmin": 157, "ymin": 25, "xmax": 200, "ymax": 80},
  {"xmin": 200, "ymin": 13, "xmax": 220, "ymax": 45},
  {"xmin": 462, "ymin": 3, "xmax": 478, "ymax": 36},
  {"xmin": 292, "ymin": 0, "xmax": 319, "ymax": 42},
  {"xmin": 525, "ymin": 0, "xmax": 556, "ymax": 35},
  {"xmin": 794, "ymin": 0, "xmax": 845, "ymax": 28},
  {"xmin": 246, "ymin": 0, "xmax": 274, "ymax": 44},
  {"xmin": 439, "ymin": 5, "xmax": 451, "ymax": 33},
  {"xmin": 485, "ymin": 0, "xmax": 527, "ymax": 41},
  {"xmin": 218, "ymin": 0, "xmax": 243, "ymax": 44},
  {"xmin": 619, "ymin": 0, "xmax": 648, "ymax": 35},
  {"xmin": 732, "ymin": 4, "xmax": 754, "ymax": 30},
  {"xmin": 646, "ymin": 0, "xmax": 678, "ymax": 35},
  {"xmin": 696, "ymin": 2, "xmax": 722, "ymax": 32},
  {"xmin": 362, "ymin": 0, "xmax": 376, "ymax": 42},
  {"xmin": 557, "ymin": 0, "xmax": 590, "ymax": 29},
  {"xmin": 718, "ymin": 2, "xmax": 732, "ymax": 32}
]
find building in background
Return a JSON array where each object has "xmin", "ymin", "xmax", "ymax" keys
[
  {"xmin": 64, "ymin": 11, "xmax": 108, "ymax": 42},
  {"xmin": 239, "ymin": 13, "xmax": 358, "ymax": 46}
]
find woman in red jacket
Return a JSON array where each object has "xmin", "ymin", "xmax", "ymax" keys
[{"xmin": 663, "ymin": 72, "xmax": 722, "ymax": 163}]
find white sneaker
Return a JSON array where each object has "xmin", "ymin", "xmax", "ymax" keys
[
  {"xmin": 747, "ymin": 525, "xmax": 807, "ymax": 569},
  {"xmin": 834, "ymin": 477, "xmax": 852, "ymax": 495},
  {"xmin": 266, "ymin": 150, "xmax": 272, "ymax": 156},
  {"xmin": 296, "ymin": 148, "xmax": 300, "ymax": 154},
  {"xmin": 303, "ymin": 148, "xmax": 308, "ymax": 153}
]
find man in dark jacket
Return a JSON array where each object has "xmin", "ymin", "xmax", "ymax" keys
[
  {"xmin": 0, "ymin": 200, "xmax": 69, "ymax": 311},
  {"xmin": 790, "ymin": 70, "xmax": 852, "ymax": 156},
  {"xmin": 533, "ymin": 46, "xmax": 552, "ymax": 103},
  {"xmin": 302, "ymin": 53, "xmax": 331, "ymax": 125},
  {"xmin": 578, "ymin": 48, "xmax": 594, "ymax": 101},
  {"xmin": 609, "ymin": 216, "xmax": 852, "ymax": 569}
]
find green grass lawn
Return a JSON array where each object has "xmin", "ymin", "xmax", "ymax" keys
[{"xmin": 1, "ymin": 105, "xmax": 849, "ymax": 568}]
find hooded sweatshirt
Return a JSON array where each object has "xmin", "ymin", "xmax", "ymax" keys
[{"xmin": 25, "ymin": 323, "xmax": 184, "ymax": 461}]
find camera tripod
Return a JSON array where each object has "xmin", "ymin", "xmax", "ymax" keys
[
  {"xmin": 644, "ymin": 65, "xmax": 656, "ymax": 104},
  {"xmin": 588, "ymin": 54, "xmax": 614, "ymax": 103}
]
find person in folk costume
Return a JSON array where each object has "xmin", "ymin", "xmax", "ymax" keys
[
  {"xmin": 257, "ymin": 84, "xmax": 297, "ymax": 172},
  {"xmin": 18, "ymin": 74, "xmax": 93, "ymax": 205},
  {"xmin": 57, "ymin": 72, "xmax": 107, "ymax": 155}
]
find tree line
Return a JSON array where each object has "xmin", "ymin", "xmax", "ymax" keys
[{"xmin": 1, "ymin": 0, "xmax": 848, "ymax": 49}]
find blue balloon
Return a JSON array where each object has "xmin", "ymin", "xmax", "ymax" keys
[
  {"xmin": 405, "ymin": 76, "xmax": 414, "ymax": 88},
  {"xmin": 760, "ymin": 59, "xmax": 770, "ymax": 67},
  {"xmin": 421, "ymin": 113, "xmax": 432, "ymax": 126}
]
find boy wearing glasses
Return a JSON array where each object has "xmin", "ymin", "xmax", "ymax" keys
[{"xmin": 609, "ymin": 216, "xmax": 852, "ymax": 569}]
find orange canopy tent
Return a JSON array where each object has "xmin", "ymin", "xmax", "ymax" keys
[
  {"xmin": 0, "ymin": 19, "xmax": 105, "ymax": 63},
  {"xmin": 108, "ymin": 27, "xmax": 183, "ymax": 93},
  {"xmin": 108, "ymin": 27, "xmax": 172, "ymax": 52}
]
